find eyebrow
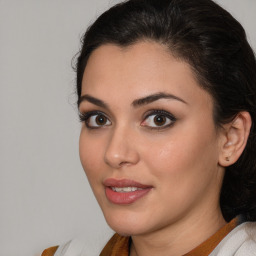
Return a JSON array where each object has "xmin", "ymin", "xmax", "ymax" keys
[
  {"xmin": 132, "ymin": 92, "xmax": 187, "ymax": 107},
  {"xmin": 78, "ymin": 94, "xmax": 109, "ymax": 109},
  {"xmin": 78, "ymin": 92, "xmax": 187, "ymax": 109}
]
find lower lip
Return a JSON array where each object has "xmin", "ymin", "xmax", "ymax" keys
[{"xmin": 105, "ymin": 187, "xmax": 152, "ymax": 205}]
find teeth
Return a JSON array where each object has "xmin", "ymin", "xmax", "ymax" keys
[{"xmin": 111, "ymin": 187, "xmax": 143, "ymax": 192}]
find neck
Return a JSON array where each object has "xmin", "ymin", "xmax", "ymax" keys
[{"xmin": 130, "ymin": 205, "xmax": 226, "ymax": 256}]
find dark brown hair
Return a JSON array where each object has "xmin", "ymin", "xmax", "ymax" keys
[{"xmin": 76, "ymin": 0, "xmax": 256, "ymax": 221}]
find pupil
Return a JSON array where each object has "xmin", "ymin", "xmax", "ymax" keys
[
  {"xmin": 154, "ymin": 115, "xmax": 166, "ymax": 126},
  {"xmin": 96, "ymin": 115, "xmax": 106, "ymax": 125}
]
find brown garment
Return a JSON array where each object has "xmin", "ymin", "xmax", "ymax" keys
[
  {"xmin": 41, "ymin": 218, "xmax": 237, "ymax": 256},
  {"xmin": 183, "ymin": 218, "xmax": 237, "ymax": 256},
  {"xmin": 41, "ymin": 246, "xmax": 58, "ymax": 256},
  {"xmin": 100, "ymin": 234, "xmax": 130, "ymax": 256},
  {"xmin": 100, "ymin": 218, "xmax": 237, "ymax": 256}
]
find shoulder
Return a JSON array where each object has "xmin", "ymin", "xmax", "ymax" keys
[
  {"xmin": 41, "ymin": 246, "xmax": 59, "ymax": 256},
  {"xmin": 210, "ymin": 222, "xmax": 256, "ymax": 256},
  {"xmin": 41, "ymin": 235, "xmax": 104, "ymax": 256},
  {"xmin": 41, "ymin": 240, "xmax": 72, "ymax": 256}
]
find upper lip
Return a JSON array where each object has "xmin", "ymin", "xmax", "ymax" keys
[{"xmin": 103, "ymin": 178, "xmax": 152, "ymax": 188}]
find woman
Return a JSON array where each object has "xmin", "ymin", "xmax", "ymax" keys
[{"xmin": 42, "ymin": 0, "xmax": 256, "ymax": 255}]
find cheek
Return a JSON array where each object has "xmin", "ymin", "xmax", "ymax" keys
[
  {"xmin": 79, "ymin": 131, "xmax": 110, "ymax": 208},
  {"xmin": 140, "ymin": 130, "xmax": 220, "ymax": 220},
  {"xmin": 143, "ymin": 124, "xmax": 219, "ymax": 190},
  {"xmin": 79, "ymin": 131, "xmax": 105, "ymax": 181}
]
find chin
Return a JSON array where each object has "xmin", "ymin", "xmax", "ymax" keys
[
  {"xmin": 103, "ymin": 208, "xmax": 152, "ymax": 236},
  {"xmin": 108, "ymin": 223, "xmax": 146, "ymax": 237},
  {"xmin": 102, "ymin": 205, "xmax": 184, "ymax": 238}
]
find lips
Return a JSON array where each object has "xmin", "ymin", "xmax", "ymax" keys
[{"xmin": 104, "ymin": 178, "xmax": 152, "ymax": 205}]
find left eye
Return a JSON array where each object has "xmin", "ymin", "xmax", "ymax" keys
[
  {"xmin": 79, "ymin": 112, "xmax": 111, "ymax": 128},
  {"xmin": 88, "ymin": 114, "xmax": 111, "ymax": 127},
  {"xmin": 141, "ymin": 112, "xmax": 176, "ymax": 128}
]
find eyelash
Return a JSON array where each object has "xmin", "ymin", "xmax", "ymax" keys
[
  {"xmin": 142, "ymin": 109, "xmax": 177, "ymax": 130},
  {"xmin": 79, "ymin": 109, "xmax": 177, "ymax": 130},
  {"xmin": 79, "ymin": 111, "xmax": 111, "ymax": 129}
]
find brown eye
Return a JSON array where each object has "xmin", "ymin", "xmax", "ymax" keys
[
  {"xmin": 96, "ymin": 115, "xmax": 108, "ymax": 125},
  {"xmin": 154, "ymin": 115, "xmax": 166, "ymax": 126},
  {"xmin": 86, "ymin": 113, "xmax": 111, "ymax": 128},
  {"xmin": 141, "ymin": 110, "xmax": 176, "ymax": 129}
]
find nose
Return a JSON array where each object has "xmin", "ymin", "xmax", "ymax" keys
[{"xmin": 104, "ymin": 126, "xmax": 140, "ymax": 168}]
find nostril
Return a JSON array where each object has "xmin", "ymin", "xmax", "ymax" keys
[{"xmin": 119, "ymin": 161, "xmax": 130, "ymax": 167}]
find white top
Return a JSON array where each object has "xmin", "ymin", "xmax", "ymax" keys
[
  {"xmin": 54, "ymin": 222, "xmax": 256, "ymax": 256},
  {"xmin": 210, "ymin": 222, "xmax": 256, "ymax": 256}
]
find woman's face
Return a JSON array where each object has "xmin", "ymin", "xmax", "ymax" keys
[{"xmin": 79, "ymin": 41, "xmax": 225, "ymax": 236}]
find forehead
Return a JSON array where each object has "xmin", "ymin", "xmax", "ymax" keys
[{"xmin": 81, "ymin": 41, "xmax": 212, "ymax": 108}]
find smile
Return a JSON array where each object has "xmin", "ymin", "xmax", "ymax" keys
[
  {"xmin": 111, "ymin": 187, "xmax": 143, "ymax": 192},
  {"xmin": 104, "ymin": 179, "xmax": 152, "ymax": 204}
]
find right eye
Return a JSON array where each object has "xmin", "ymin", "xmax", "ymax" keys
[{"xmin": 79, "ymin": 112, "xmax": 111, "ymax": 128}]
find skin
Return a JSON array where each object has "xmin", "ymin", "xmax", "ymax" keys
[{"xmin": 79, "ymin": 41, "xmax": 228, "ymax": 255}]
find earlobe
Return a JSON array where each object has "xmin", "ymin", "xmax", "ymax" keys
[{"xmin": 218, "ymin": 111, "xmax": 252, "ymax": 167}]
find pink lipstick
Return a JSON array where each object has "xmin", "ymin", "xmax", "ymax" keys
[{"xmin": 104, "ymin": 178, "xmax": 152, "ymax": 205}]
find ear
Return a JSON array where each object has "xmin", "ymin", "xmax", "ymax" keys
[{"xmin": 218, "ymin": 111, "xmax": 252, "ymax": 167}]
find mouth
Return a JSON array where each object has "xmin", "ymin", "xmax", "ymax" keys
[
  {"xmin": 103, "ymin": 178, "xmax": 152, "ymax": 205},
  {"xmin": 111, "ymin": 187, "xmax": 144, "ymax": 192}
]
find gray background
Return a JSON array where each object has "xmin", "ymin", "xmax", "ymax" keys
[{"xmin": 0, "ymin": 0, "xmax": 255, "ymax": 255}]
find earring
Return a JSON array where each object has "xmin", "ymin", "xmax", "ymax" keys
[{"xmin": 225, "ymin": 156, "xmax": 230, "ymax": 161}]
